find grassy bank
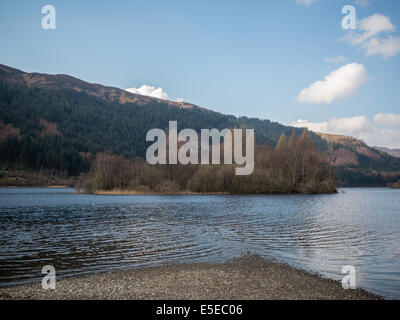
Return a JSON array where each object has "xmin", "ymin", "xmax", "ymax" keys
[
  {"xmin": 86, "ymin": 189, "xmax": 230, "ymax": 195},
  {"xmin": 0, "ymin": 255, "xmax": 380, "ymax": 300},
  {"xmin": 76, "ymin": 187, "xmax": 337, "ymax": 195}
]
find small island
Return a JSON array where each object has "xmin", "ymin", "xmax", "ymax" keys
[{"xmin": 75, "ymin": 130, "xmax": 337, "ymax": 195}]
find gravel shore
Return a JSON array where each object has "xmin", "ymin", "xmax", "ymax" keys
[{"xmin": 0, "ymin": 255, "xmax": 380, "ymax": 300}]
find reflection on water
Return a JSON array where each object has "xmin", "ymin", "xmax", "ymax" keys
[{"xmin": 0, "ymin": 188, "xmax": 399, "ymax": 299}]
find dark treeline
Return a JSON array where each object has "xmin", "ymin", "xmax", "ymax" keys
[
  {"xmin": 334, "ymin": 167, "xmax": 400, "ymax": 187},
  {"xmin": 0, "ymin": 130, "xmax": 87, "ymax": 176},
  {"xmin": 333, "ymin": 151, "xmax": 400, "ymax": 187},
  {"xmin": 333, "ymin": 147, "xmax": 400, "ymax": 187},
  {"xmin": 76, "ymin": 129, "xmax": 337, "ymax": 194}
]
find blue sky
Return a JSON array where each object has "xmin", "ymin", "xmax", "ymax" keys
[{"xmin": 1, "ymin": 0, "xmax": 400, "ymax": 147}]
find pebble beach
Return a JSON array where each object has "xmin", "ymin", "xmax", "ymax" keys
[{"xmin": 0, "ymin": 255, "xmax": 381, "ymax": 300}]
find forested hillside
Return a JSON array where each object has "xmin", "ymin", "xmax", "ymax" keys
[
  {"xmin": 1, "ymin": 63, "xmax": 400, "ymax": 187},
  {"xmin": 0, "ymin": 78, "xmax": 318, "ymax": 175},
  {"xmin": 319, "ymin": 133, "xmax": 400, "ymax": 187}
]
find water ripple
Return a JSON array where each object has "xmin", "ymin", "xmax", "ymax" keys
[{"xmin": 0, "ymin": 188, "xmax": 399, "ymax": 299}]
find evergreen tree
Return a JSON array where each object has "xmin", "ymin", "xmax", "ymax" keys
[
  {"xmin": 275, "ymin": 132, "xmax": 288, "ymax": 151},
  {"xmin": 298, "ymin": 129, "xmax": 316, "ymax": 152},
  {"xmin": 288, "ymin": 130, "xmax": 297, "ymax": 149}
]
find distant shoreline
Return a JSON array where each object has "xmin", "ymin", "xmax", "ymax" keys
[
  {"xmin": 0, "ymin": 185, "xmax": 68, "ymax": 188},
  {"xmin": 75, "ymin": 188, "xmax": 338, "ymax": 195},
  {"xmin": 2, "ymin": 186, "xmax": 398, "ymax": 193},
  {"xmin": 87, "ymin": 190, "xmax": 230, "ymax": 195},
  {"xmin": 0, "ymin": 255, "xmax": 381, "ymax": 300}
]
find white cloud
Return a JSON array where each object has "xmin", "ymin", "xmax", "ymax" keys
[
  {"xmin": 340, "ymin": 13, "xmax": 400, "ymax": 59},
  {"xmin": 373, "ymin": 113, "xmax": 400, "ymax": 127},
  {"xmin": 364, "ymin": 36, "xmax": 400, "ymax": 59},
  {"xmin": 359, "ymin": 128, "xmax": 400, "ymax": 149},
  {"xmin": 355, "ymin": 0, "xmax": 370, "ymax": 7},
  {"xmin": 291, "ymin": 116, "xmax": 372, "ymax": 135},
  {"xmin": 297, "ymin": 63, "xmax": 367, "ymax": 104},
  {"xmin": 291, "ymin": 115, "xmax": 400, "ymax": 148},
  {"xmin": 176, "ymin": 97, "xmax": 184, "ymax": 102},
  {"xmin": 125, "ymin": 85, "xmax": 169, "ymax": 100},
  {"xmin": 292, "ymin": 119, "xmax": 325, "ymax": 131},
  {"xmin": 296, "ymin": 0, "xmax": 318, "ymax": 6},
  {"xmin": 340, "ymin": 14, "xmax": 394, "ymax": 45},
  {"xmin": 324, "ymin": 56, "xmax": 347, "ymax": 63},
  {"xmin": 358, "ymin": 13, "xmax": 395, "ymax": 39}
]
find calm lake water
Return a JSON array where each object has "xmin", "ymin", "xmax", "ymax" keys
[{"xmin": 0, "ymin": 188, "xmax": 399, "ymax": 299}]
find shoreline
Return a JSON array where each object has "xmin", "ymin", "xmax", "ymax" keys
[
  {"xmin": 76, "ymin": 189, "xmax": 338, "ymax": 196},
  {"xmin": 0, "ymin": 185, "xmax": 69, "ymax": 188},
  {"xmin": 86, "ymin": 189, "xmax": 230, "ymax": 195},
  {"xmin": 0, "ymin": 255, "xmax": 381, "ymax": 300}
]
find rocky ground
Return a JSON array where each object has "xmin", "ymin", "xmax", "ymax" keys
[{"xmin": 0, "ymin": 255, "xmax": 381, "ymax": 300}]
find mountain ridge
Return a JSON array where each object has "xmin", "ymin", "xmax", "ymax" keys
[
  {"xmin": 373, "ymin": 146, "xmax": 400, "ymax": 158},
  {"xmin": 0, "ymin": 63, "xmax": 204, "ymax": 111},
  {"xmin": 1, "ymin": 63, "xmax": 400, "ymax": 187}
]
